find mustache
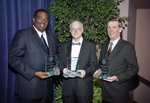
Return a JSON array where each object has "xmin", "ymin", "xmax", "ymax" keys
[{"xmin": 39, "ymin": 22, "xmax": 46, "ymax": 26}]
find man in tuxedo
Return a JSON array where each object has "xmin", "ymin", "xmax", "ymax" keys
[
  {"xmin": 58, "ymin": 21, "xmax": 97, "ymax": 103},
  {"xmin": 94, "ymin": 18, "xmax": 139, "ymax": 103},
  {"xmin": 8, "ymin": 9, "xmax": 59, "ymax": 103}
]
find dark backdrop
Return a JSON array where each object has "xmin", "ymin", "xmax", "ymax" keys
[{"xmin": 0, "ymin": 0, "xmax": 55, "ymax": 103}]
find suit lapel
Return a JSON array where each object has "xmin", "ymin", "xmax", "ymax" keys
[
  {"xmin": 78, "ymin": 40, "xmax": 87, "ymax": 63},
  {"xmin": 47, "ymin": 32, "xmax": 52, "ymax": 55},
  {"xmin": 31, "ymin": 27, "xmax": 49, "ymax": 55},
  {"xmin": 66, "ymin": 41, "xmax": 72, "ymax": 57},
  {"xmin": 108, "ymin": 39, "xmax": 123, "ymax": 63}
]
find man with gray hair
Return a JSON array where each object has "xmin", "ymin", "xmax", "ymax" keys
[{"xmin": 58, "ymin": 20, "xmax": 97, "ymax": 103}]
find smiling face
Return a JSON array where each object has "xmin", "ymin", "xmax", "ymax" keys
[
  {"xmin": 33, "ymin": 11, "xmax": 49, "ymax": 33},
  {"xmin": 70, "ymin": 21, "xmax": 83, "ymax": 42},
  {"xmin": 107, "ymin": 21, "xmax": 123, "ymax": 42}
]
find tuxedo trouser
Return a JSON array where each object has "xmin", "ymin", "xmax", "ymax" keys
[{"xmin": 63, "ymin": 78, "xmax": 92, "ymax": 103}]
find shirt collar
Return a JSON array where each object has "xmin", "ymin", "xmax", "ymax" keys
[
  {"xmin": 72, "ymin": 37, "xmax": 83, "ymax": 45},
  {"xmin": 33, "ymin": 25, "xmax": 46, "ymax": 37},
  {"xmin": 110, "ymin": 37, "xmax": 120, "ymax": 45}
]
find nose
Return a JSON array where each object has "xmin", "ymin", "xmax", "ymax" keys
[
  {"xmin": 41, "ymin": 19, "xmax": 45, "ymax": 23},
  {"xmin": 74, "ymin": 29, "xmax": 78, "ymax": 32}
]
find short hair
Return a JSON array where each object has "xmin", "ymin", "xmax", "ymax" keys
[
  {"xmin": 70, "ymin": 20, "xmax": 83, "ymax": 29},
  {"xmin": 107, "ymin": 18, "xmax": 123, "ymax": 28},
  {"xmin": 33, "ymin": 9, "xmax": 49, "ymax": 18}
]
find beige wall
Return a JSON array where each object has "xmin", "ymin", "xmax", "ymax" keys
[
  {"xmin": 119, "ymin": 1, "xmax": 150, "ymax": 103},
  {"xmin": 128, "ymin": 1, "xmax": 137, "ymax": 46},
  {"xmin": 119, "ymin": 0, "xmax": 129, "ymax": 41},
  {"xmin": 134, "ymin": 9, "xmax": 150, "ymax": 103}
]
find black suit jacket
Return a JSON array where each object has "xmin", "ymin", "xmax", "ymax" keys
[
  {"xmin": 8, "ymin": 26, "xmax": 58, "ymax": 99},
  {"xmin": 58, "ymin": 39, "xmax": 97, "ymax": 97},
  {"xmin": 100, "ymin": 38, "xmax": 139, "ymax": 103}
]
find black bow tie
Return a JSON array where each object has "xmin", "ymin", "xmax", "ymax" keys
[{"xmin": 72, "ymin": 42, "xmax": 81, "ymax": 46}]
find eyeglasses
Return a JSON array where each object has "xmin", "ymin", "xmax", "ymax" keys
[{"xmin": 70, "ymin": 28, "xmax": 82, "ymax": 31}]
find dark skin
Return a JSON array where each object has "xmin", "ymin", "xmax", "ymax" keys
[
  {"xmin": 33, "ymin": 11, "xmax": 49, "ymax": 33},
  {"xmin": 33, "ymin": 11, "xmax": 60, "ymax": 79}
]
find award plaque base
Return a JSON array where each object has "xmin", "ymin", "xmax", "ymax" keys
[
  {"xmin": 94, "ymin": 74, "xmax": 110, "ymax": 79},
  {"xmin": 45, "ymin": 69, "xmax": 60, "ymax": 76},
  {"xmin": 63, "ymin": 71, "xmax": 81, "ymax": 78}
]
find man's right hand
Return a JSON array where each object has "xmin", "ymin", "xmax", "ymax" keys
[
  {"xmin": 63, "ymin": 68, "xmax": 71, "ymax": 74},
  {"xmin": 34, "ymin": 71, "xmax": 50, "ymax": 79},
  {"xmin": 94, "ymin": 69, "xmax": 102, "ymax": 75}
]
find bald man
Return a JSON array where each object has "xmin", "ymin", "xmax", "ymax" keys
[{"xmin": 58, "ymin": 21, "xmax": 97, "ymax": 103}]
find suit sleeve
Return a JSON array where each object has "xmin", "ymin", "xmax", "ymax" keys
[
  {"xmin": 84, "ymin": 43, "xmax": 98, "ymax": 76},
  {"xmin": 117, "ymin": 44, "xmax": 139, "ymax": 84},
  {"xmin": 58, "ymin": 43, "xmax": 66, "ymax": 74},
  {"xmin": 8, "ymin": 31, "xmax": 36, "ymax": 80}
]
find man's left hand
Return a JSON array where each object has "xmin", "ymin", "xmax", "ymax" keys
[
  {"xmin": 55, "ymin": 66, "xmax": 60, "ymax": 75},
  {"xmin": 78, "ymin": 70, "xmax": 85, "ymax": 78},
  {"xmin": 103, "ymin": 76, "xmax": 118, "ymax": 82}
]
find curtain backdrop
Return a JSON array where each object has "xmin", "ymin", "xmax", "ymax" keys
[{"xmin": 0, "ymin": 0, "xmax": 55, "ymax": 103}]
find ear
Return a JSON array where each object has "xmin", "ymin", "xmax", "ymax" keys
[
  {"xmin": 33, "ymin": 18, "xmax": 35, "ymax": 22},
  {"xmin": 119, "ymin": 27, "xmax": 123, "ymax": 33},
  {"xmin": 82, "ymin": 28, "xmax": 84, "ymax": 33}
]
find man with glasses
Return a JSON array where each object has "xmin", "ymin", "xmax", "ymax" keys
[{"xmin": 58, "ymin": 20, "xmax": 97, "ymax": 103}]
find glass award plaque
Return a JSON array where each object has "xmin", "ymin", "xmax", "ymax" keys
[
  {"xmin": 94, "ymin": 58, "xmax": 110, "ymax": 79},
  {"xmin": 44, "ymin": 55, "xmax": 59, "ymax": 76},
  {"xmin": 63, "ymin": 57, "xmax": 81, "ymax": 78}
]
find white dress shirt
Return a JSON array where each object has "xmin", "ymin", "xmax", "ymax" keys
[
  {"xmin": 107, "ymin": 37, "xmax": 120, "ymax": 52},
  {"xmin": 70, "ymin": 37, "xmax": 83, "ymax": 71},
  {"xmin": 33, "ymin": 25, "xmax": 49, "ymax": 47},
  {"xmin": 71, "ymin": 37, "xmax": 83, "ymax": 57}
]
